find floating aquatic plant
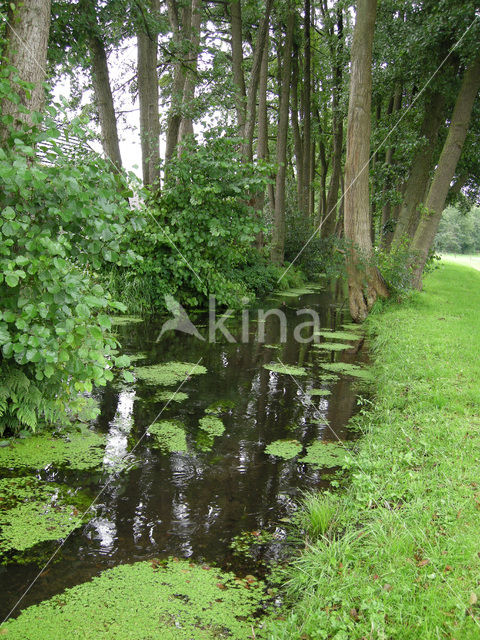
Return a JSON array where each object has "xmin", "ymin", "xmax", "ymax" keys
[
  {"xmin": 263, "ymin": 363, "xmax": 307, "ymax": 376},
  {"xmin": 314, "ymin": 330, "xmax": 360, "ymax": 341},
  {"xmin": 313, "ymin": 342, "xmax": 352, "ymax": 351},
  {"xmin": 147, "ymin": 421, "xmax": 187, "ymax": 453},
  {"xmin": 300, "ymin": 441, "xmax": 349, "ymax": 468},
  {"xmin": 0, "ymin": 430, "xmax": 106, "ymax": 471},
  {"xmin": 134, "ymin": 361, "xmax": 207, "ymax": 386},
  {"xmin": 318, "ymin": 373, "xmax": 339, "ymax": 381},
  {"xmin": 205, "ymin": 399, "xmax": 235, "ymax": 415},
  {"xmin": 198, "ymin": 415, "xmax": 225, "ymax": 437},
  {"xmin": 127, "ymin": 353, "xmax": 148, "ymax": 364},
  {"xmin": 307, "ymin": 389, "xmax": 332, "ymax": 396},
  {"xmin": 152, "ymin": 390, "xmax": 189, "ymax": 404},
  {"xmin": 0, "ymin": 477, "xmax": 90, "ymax": 558},
  {"xmin": 2, "ymin": 558, "xmax": 268, "ymax": 639},
  {"xmin": 109, "ymin": 316, "xmax": 144, "ymax": 325},
  {"xmin": 265, "ymin": 439, "xmax": 303, "ymax": 460},
  {"xmin": 320, "ymin": 362, "xmax": 372, "ymax": 380}
]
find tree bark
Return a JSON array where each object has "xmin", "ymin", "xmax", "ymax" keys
[
  {"xmin": 241, "ymin": 0, "xmax": 273, "ymax": 161},
  {"xmin": 344, "ymin": 0, "xmax": 388, "ymax": 321},
  {"xmin": 89, "ymin": 34, "xmax": 123, "ymax": 170},
  {"xmin": 391, "ymin": 90, "xmax": 444, "ymax": 246},
  {"xmin": 230, "ymin": 0, "xmax": 247, "ymax": 135},
  {"xmin": 137, "ymin": 0, "xmax": 160, "ymax": 186},
  {"xmin": 178, "ymin": 0, "xmax": 202, "ymax": 142},
  {"xmin": 410, "ymin": 57, "xmax": 480, "ymax": 288},
  {"xmin": 270, "ymin": 6, "xmax": 295, "ymax": 265},
  {"xmin": 291, "ymin": 48, "xmax": 304, "ymax": 207},
  {"xmin": 1, "ymin": 0, "xmax": 51, "ymax": 137},
  {"xmin": 301, "ymin": 0, "xmax": 311, "ymax": 216}
]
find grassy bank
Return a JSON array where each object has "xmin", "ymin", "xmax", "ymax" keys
[
  {"xmin": 441, "ymin": 253, "xmax": 480, "ymax": 272},
  {"xmin": 270, "ymin": 263, "xmax": 480, "ymax": 639}
]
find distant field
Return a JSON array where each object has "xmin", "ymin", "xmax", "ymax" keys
[{"xmin": 440, "ymin": 253, "xmax": 480, "ymax": 271}]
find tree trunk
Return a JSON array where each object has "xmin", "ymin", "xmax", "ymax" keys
[
  {"xmin": 178, "ymin": 0, "xmax": 202, "ymax": 142},
  {"xmin": 230, "ymin": 0, "xmax": 246, "ymax": 135},
  {"xmin": 270, "ymin": 6, "xmax": 295, "ymax": 265},
  {"xmin": 89, "ymin": 34, "xmax": 123, "ymax": 170},
  {"xmin": 301, "ymin": 0, "xmax": 311, "ymax": 216},
  {"xmin": 254, "ymin": 33, "xmax": 270, "ymax": 249},
  {"xmin": 410, "ymin": 57, "xmax": 480, "ymax": 288},
  {"xmin": 137, "ymin": 0, "xmax": 160, "ymax": 186},
  {"xmin": 344, "ymin": 0, "xmax": 388, "ymax": 321},
  {"xmin": 291, "ymin": 48, "xmax": 304, "ymax": 207},
  {"xmin": 1, "ymin": 0, "xmax": 51, "ymax": 137},
  {"xmin": 391, "ymin": 90, "xmax": 444, "ymax": 246}
]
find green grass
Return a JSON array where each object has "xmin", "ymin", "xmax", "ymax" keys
[{"xmin": 269, "ymin": 264, "xmax": 480, "ymax": 639}]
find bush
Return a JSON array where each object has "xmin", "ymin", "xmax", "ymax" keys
[{"xmin": 0, "ymin": 81, "xmax": 140, "ymax": 435}]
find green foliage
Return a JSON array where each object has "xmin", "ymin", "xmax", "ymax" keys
[
  {"xmin": 375, "ymin": 241, "xmax": 415, "ymax": 299},
  {"xmin": 293, "ymin": 492, "xmax": 337, "ymax": 539},
  {"xmin": 107, "ymin": 134, "xmax": 273, "ymax": 311},
  {"xmin": 0, "ymin": 76, "xmax": 141, "ymax": 435},
  {"xmin": 435, "ymin": 205, "xmax": 480, "ymax": 254},
  {"xmin": 2, "ymin": 558, "xmax": 269, "ymax": 639}
]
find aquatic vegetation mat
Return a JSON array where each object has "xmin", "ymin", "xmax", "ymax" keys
[
  {"xmin": 314, "ymin": 330, "xmax": 360, "ymax": 341},
  {"xmin": 147, "ymin": 421, "xmax": 187, "ymax": 453},
  {"xmin": 313, "ymin": 342, "xmax": 353, "ymax": 351},
  {"xmin": 151, "ymin": 390, "xmax": 189, "ymax": 404},
  {"xmin": 0, "ymin": 477, "xmax": 89, "ymax": 558},
  {"xmin": 0, "ymin": 430, "xmax": 106, "ymax": 471},
  {"xmin": 265, "ymin": 439, "xmax": 303, "ymax": 460},
  {"xmin": 320, "ymin": 362, "xmax": 372, "ymax": 380},
  {"xmin": 2, "ymin": 558, "xmax": 268, "ymax": 639},
  {"xmin": 306, "ymin": 388, "xmax": 332, "ymax": 396},
  {"xmin": 109, "ymin": 316, "xmax": 144, "ymax": 325},
  {"xmin": 263, "ymin": 363, "xmax": 307, "ymax": 376},
  {"xmin": 198, "ymin": 415, "xmax": 225, "ymax": 437},
  {"xmin": 300, "ymin": 441, "xmax": 349, "ymax": 468},
  {"xmin": 134, "ymin": 361, "xmax": 207, "ymax": 386}
]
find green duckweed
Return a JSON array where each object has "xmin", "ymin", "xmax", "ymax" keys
[
  {"xmin": 263, "ymin": 363, "xmax": 307, "ymax": 376},
  {"xmin": 151, "ymin": 390, "xmax": 189, "ymax": 404},
  {"xmin": 300, "ymin": 441, "xmax": 349, "ymax": 468},
  {"xmin": 2, "ymin": 558, "xmax": 268, "ymax": 639},
  {"xmin": 314, "ymin": 330, "xmax": 360, "ymax": 341},
  {"xmin": 198, "ymin": 415, "xmax": 225, "ymax": 437},
  {"xmin": 0, "ymin": 430, "xmax": 106, "ymax": 471},
  {"xmin": 265, "ymin": 439, "xmax": 303, "ymax": 460},
  {"xmin": 313, "ymin": 342, "xmax": 353, "ymax": 351},
  {"xmin": 307, "ymin": 389, "xmax": 332, "ymax": 396},
  {"xmin": 147, "ymin": 421, "xmax": 187, "ymax": 453},
  {"xmin": 134, "ymin": 361, "xmax": 207, "ymax": 386},
  {"xmin": 320, "ymin": 362, "xmax": 373, "ymax": 380}
]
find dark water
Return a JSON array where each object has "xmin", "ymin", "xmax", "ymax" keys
[{"xmin": 0, "ymin": 283, "xmax": 366, "ymax": 619}]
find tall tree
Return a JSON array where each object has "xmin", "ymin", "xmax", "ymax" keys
[
  {"xmin": 1, "ymin": 0, "xmax": 51, "ymax": 137},
  {"xmin": 344, "ymin": 0, "xmax": 388, "ymax": 321},
  {"xmin": 410, "ymin": 56, "xmax": 480, "ymax": 288},
  {"xmin": 137, "ymin": 0, "xmax": 161, "ymax": 186},
  {"xmin": 270, "ymin": 4, "xmax": 295, "ymax": 265}
]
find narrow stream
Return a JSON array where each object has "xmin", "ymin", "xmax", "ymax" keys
[{"xmin": 0, "ymin": 284, "xmax": 367, "ymax": 618}]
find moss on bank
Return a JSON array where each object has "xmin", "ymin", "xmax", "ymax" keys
[{"xmin": 269, "ymin": 264, "xmax": 480, "ymax": 639}]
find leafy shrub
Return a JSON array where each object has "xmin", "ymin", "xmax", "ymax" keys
[
  {"xmin": 0, "ymin": 79, "xmax": 140, "ymax": 435},
  {"xmin": 107, "ymin": 134, "xmax": 273, "ymax": 311}
]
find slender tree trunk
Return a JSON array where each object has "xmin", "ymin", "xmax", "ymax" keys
[
  {"xmin": 137, "ymin": 22, "xmax": 160, "ymax": 186},
  {"xmin": 241, "ymin": 0, "xmax": 273, "ymax": 160},
  {"xmin": 270, "ymin": 6, "xmax": 295, "ymax": 265},
  {"xmin": 379, "ymin": 84, "xmax": 402, "ymax": 247},
  {"xmin": 410, "ymin": 57, "xmax": 480, "ymax": 288},
  {"xmin": 89, "ymin": 35, "xmax": 123, "ymax": 170},
  {"xmin": 301, "ymin": 0, "xmax": 311, "ymax": 216},
  {"xmin": 178, "ymin": 0, "xmax": 202, "ymax": 142},
  {"xmin": 254, "ymin": 33, "xmax": 270, "ymax": 249},
  {"xmin": 1, "ymin": 0, "xmax": 51, "ymax": 138},
  {"xmin": 391, "ymin": 90, "xmax": 444, "ymax": 246},
  {"xmin": 230, "ymin": 0, "xmax": 246, "ymax": 134},
  {"xmin": 291, "ymin": 49, "xmax": 304, "ymax": 207},
  {"xmin": 344, "ymin": 0, "xmax": 388, "ymax": 321}
]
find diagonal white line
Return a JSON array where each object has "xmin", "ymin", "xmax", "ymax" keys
[
  {"xmin": 0, "ymin": 358, "xmax": 204, "ymax": 627},
  {"xmin": 277, "ymin": 356, "xmax": 480, "ymax": 631},
  {"xmin": 278, "ymin": 14, "xmax": 479, "ymax": 284}
]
